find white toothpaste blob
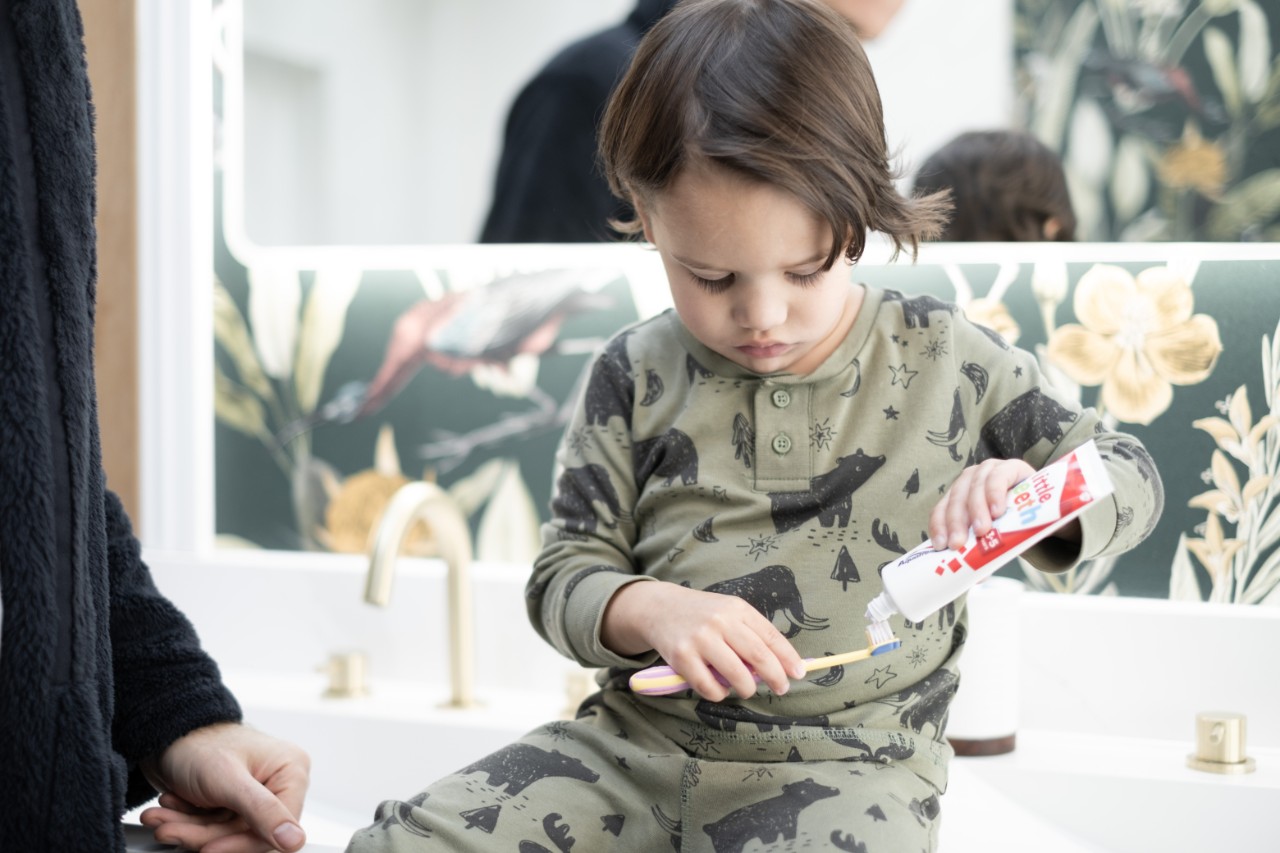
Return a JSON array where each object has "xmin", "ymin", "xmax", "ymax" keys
[{"xmin": 865, "ymin": 440, "xmax": 1114, "ymax": 623}]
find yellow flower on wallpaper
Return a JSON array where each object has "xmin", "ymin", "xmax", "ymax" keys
[
  {"xmin": 1046, "ymin": 264, "xmax": 1222, "ymax": 425},
  {"xmin": 1157, "ymin": 121, "xmax": 1228, "ymax": 199},
  {"xmin": 963, "ymin": 297, "xmax": 1020, "ymax": 346}
]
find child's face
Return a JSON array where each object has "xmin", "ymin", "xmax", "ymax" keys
[{"xmin": 637, "ymin": 162, "xmax": 858, "ymax": 377}]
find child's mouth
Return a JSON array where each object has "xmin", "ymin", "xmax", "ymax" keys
[{"xmin": 737, "ymin": 342, "xmax": 791, "ymax": 359}]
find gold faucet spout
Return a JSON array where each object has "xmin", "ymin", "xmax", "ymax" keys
[{"xmin": 366, "ymin": 481, "xmax": 477, "ymax": 709}]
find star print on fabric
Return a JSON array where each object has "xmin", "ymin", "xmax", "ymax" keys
[
  {"xmin": 891, "ymin": 334, "xmax": 900, "ymax": 343},
  {"xmin": 1014, "ymin": 365, "xmax": 1024, "ymax": 377},
  {"xmin": 811, "ymin": 418, "xmax": 836, "ymax": 450},
  {"xmin": 683, "ymin": 728, "xmax": 720, "ymax": 756},
  {"xmin": 667, "ymin": 547, "xmax": 684, "ymax": 563},
  {"xmin": 567, "ymin": 427, "xmax": 592, "ymax": 457},
  {"xmin": 712, "ymin": 486, "xmax": 730, "ymax": 502},
  {"xmin": 883, "ymin": 405, "xmax": 900, "ymax": 420},
  {"xmin": 907, "ymin": 647, "xmax": 929, "ymax": 668},
  {"xmin": 864, "ymin": 665, "xmax": 897, "ymax": 689},
  {"xmin": 543, "ymin": 721, "xmax": 574, "ymax": 741},
  {"xmin": 739, "ymin": 534, "xmax": 781, "ymax": 561},
  {"xmin": 889, "ymin": 363, "xmax": 918, "ymax": 388},
  {"xmin": 742, "ymin": 767, "xmax": 775, "ymax": 782},
  {"xmin": 922, "ymin": 338, "xmax": 947, "ymax": 361}
]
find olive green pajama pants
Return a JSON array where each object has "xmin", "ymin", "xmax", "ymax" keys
[{"xmin": 346, "ymin": 689, "xmax": 945, "ymax": 852}]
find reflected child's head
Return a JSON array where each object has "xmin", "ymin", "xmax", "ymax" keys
[{"xmin": 913, "ymin": 130, "xmax": 1076, "ymax": 242}]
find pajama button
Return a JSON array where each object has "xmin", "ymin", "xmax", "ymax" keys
[
  {"xmin": 771, "ymin": 388, "xmax": 791, "ymax": 408},
  {"xmin": 772, "ymin": 433, "xmax": 792, "ymax": 454}
]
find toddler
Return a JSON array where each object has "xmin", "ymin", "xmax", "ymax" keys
[{"xmin": 348, "ymin": 2, "xmax": 1160, "ymax": 850}]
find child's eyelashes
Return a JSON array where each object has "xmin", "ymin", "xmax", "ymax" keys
[
  {"xmin": 687, "ymin": 270, "xmax": 824, "ymax": 292},
  {"xmin": 690, "ymin": 271, "xmax": 734, "ymax": 293}
]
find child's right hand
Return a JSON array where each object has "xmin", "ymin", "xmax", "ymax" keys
[{"xmin": 601, "ymin": 581, "xmax": 806, "ymax": 702}]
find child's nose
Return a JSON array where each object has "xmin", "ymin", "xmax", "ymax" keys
[{"xmin": 733, "ymin": 285, "xmax": 786, "ymax": 332}]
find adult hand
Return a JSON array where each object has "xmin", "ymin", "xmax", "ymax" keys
[
  {"xmin": 929, "ymin": 457, "xmax": 1036, "ymax": 551},
  {"xmin": 138, "ymin": 723, "xmax": 310, "ymax": 853},
  {"xmin": 602, "ymin": 581, "xmax": 805, "ymax": 702}
]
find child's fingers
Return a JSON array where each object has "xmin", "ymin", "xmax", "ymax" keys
[
  {"xmin": 983, "ymin": 463, "xmax": 1015, "ymax": 519},
  {"xmin": 966, "ymin": 467, "xmax": 998, "ymax": 538},
  {"xmin": 670, "ymin": 643, "xmax": 739, "ymax": 702},
  {"xmin": 704, "ymin": 643, "xmax": 761, "ymax": 700},
  {"xmin": 753, "ymin": 620, "xmax": 806, "ymax": 685},
  {"xmin": 933, "ymin": 459, "xmax": 1040, "ymax": 550},
  {"xmin": 945, "ymin": 471, "xmax": 978, "ymax": 549},
  {"xmin": 729, "ymin": 625, "xmax": 798, "ymax": 697}
]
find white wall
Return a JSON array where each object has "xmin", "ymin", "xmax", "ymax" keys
[
  {"xmin": 867, "ymin": 0, "xmax": 1014, "ymax": 185},
  {"xmin": 239, "ymin": 0, "xmax": 1011, "ymax": 247},
  {"xmin": 242, "ymin": 0, "xmax": 633, "ymax": 246}
]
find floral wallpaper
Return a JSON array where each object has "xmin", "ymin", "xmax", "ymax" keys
[
  {"xmin": 210, "ymin": 7, "xmax": 1279, "ymax": 604},
  {"xmin": 215, "ymin": 245, "xmax": 1280, "ymax": 606},
  {"xmin": 1015, "ymin": 0, "xmax": 1280, "ymax": 241}
]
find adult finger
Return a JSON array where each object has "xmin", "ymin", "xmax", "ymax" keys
[
  {"xmin": 207, "ymin": 766, "xmax": 308, "ymax": 853},
  {"xmin": 148, "ymin": 815, "xmax": 260, "ymax": 853}
]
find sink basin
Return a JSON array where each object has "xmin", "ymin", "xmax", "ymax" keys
[
  {"xmin": 944, "ymin": 730, "xmax": 1276, "ymax": 852},
  {"xmin": 207, "ymin": 673, "xmax": 1279, "ymax": 852}
]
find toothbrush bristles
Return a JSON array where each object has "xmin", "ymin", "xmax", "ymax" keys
[{"xmin": 865, "ymin": 620, "xmax": 896, "ymax": 649}]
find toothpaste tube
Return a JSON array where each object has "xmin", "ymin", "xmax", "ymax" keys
[{"xmin": 865, "ymin": 440, "xmax": 1113, "ymax": 624}]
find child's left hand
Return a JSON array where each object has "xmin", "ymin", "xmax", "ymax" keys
[{"xmin": 929, "ymin": 458, "xmax": 1035, "ymax": 551}]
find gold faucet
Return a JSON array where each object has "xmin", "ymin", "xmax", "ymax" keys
[{"xmin": 365, "ymin": 481, "xmax": 477, "ymax": 709}]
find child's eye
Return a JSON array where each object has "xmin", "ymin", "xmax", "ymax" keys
[
  {"xmin": 690, "ymin": 272, "xmax": 734, "ymax": 293},
  {"xmin": 788, "ymin": 271, "xmax": 823, "ymax": 288}
]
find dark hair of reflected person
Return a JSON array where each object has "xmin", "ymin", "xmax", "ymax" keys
[
  {"xmin": 913, "ymin": 130, "xmax": 1077, "ymax": 242},
  {"xmin": 598, "ymin": 0, "xmax": 950, "ymax": 267}
]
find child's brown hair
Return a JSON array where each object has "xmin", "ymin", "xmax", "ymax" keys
[
  {"xmin": 598, "ymin": 0, "xmax": 949, "ymax": 267},
  {"xmin": 913, "ymin": 130, "xmax": 1077, "ymax": 242}
]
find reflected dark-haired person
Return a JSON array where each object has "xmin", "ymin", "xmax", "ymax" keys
[
  {"xmin": 480, "ymin": 0, "xmax": 907, "ymax": 245},
  {"xmin": 479, "ymin": 0, "xmax": 681, "ymax": 244},
  {"xmin": 913, "ymin": 129, "xmax": 1077, "ymax": 242}
]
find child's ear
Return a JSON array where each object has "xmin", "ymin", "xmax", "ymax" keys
[
  {"xmin": 1042, "ymin": 216, "xmax": 1062, "ymax": 240},
  {"xmin": 634, "ymin": 198, "xmax": 657, "ymax": 245}
]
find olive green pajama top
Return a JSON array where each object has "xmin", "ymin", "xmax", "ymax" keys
[{"xmin": 348, "ymin": 284, "xmax": 1162, "ymax": 853}]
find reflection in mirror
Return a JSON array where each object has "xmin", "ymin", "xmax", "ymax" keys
[
  {"xmin": 238, "ymin": 0, "xmax": 632, "ymax": 246},
  {"xmin": 228, "ymin": 0, "xmax": 1012, "ymax": 248}
]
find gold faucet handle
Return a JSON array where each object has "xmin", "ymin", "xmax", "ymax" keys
[
  {"xmin": 320, "ymin": 651, "xmax": 369, "ymax": 699},
  {"xmin": 1187, "ymin": 711, "xmax": 1255, "ymax": 774}
]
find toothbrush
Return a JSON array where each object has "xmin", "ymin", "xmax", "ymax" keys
[{"xmin": 629, "ymin": 622, "xmax": 901, "ymax": 697}]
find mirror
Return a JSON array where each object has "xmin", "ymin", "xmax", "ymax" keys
[{"xmin": 225, "ymin": 0, "xmax": 1013, "ymax": 247}]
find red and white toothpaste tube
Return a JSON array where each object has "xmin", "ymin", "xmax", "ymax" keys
[{"xmin": 865, "ymin": 440, "xmax": 1113, "ymax": 624}]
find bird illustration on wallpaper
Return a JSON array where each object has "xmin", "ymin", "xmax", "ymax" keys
[
  {"xmin": 277, "ymin": 268, "xmax": 615, "ymax": 460},
  {"xmin": 213, "ymin": 265, "xmax": 623, "ymax": 554}
]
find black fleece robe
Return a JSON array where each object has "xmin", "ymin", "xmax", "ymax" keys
[
  {"xmin": 0, "ymin": 1, "xmax": 241, "ymax": 850},
  {"xmin": 479, "ymin": 0, "xmax": 679, "ymax": 243}
]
